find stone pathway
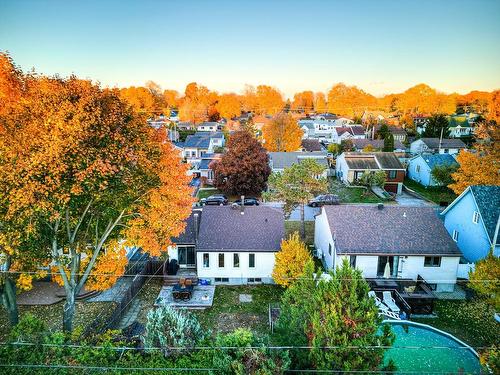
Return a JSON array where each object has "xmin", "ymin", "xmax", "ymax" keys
[
  {"xmin": 239, "ymin": 294, "xmax": 253, "ymax": 303},
  {"xmin": 88, "ymin": 277, "xmax": 133, "ymax": 302},
  {"xmin": 118, "ymin": 299, "xmax": 142, "ymax": 329}
]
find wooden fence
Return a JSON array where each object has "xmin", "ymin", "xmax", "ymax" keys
[{"xmin": 84, "ymin": 257, "xmax": 164, "ymax": 336}]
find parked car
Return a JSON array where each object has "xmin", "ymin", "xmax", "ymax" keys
[
  {"xmin": 308, "ymin": 194, "xmax": 340, "ymax": 207},
  {"xmin": 200, "ymin": 194, "xmax": 228, "ymax": 206},
  {"xmin": 233, "ymin": 197, "xmax": 259, "ymax": 206}
]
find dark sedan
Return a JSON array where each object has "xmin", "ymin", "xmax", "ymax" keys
[
  {"xmin": 307, "ymin": 194, "xmax": 340, "ymax": 207},
  {"xmin": 233, "ymin": 197, "xmax": 259, "ymax": 206},
  {"xmin": 200, "ymin": 194, "xmax": 228, "ymax": 206}
]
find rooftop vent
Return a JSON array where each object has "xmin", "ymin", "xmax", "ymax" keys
[{"xmin": 377, "ymin": 203, "xmax": 384, "ymax": 210}]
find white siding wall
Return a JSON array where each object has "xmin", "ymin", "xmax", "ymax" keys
[
  {"xmin": 314, "ymin": 209, "xmax": 335, "ymax": 269},
  {"xmin": 196, "ymin": 251, "xmax": 276, "ymax": 284},
  {"xmin": 336, "ymin": 254, "xmax": 459, "ymax": 292},
  {"xmin": 335, "ymin": 154, "xmax": 350, "ymax": 184}
]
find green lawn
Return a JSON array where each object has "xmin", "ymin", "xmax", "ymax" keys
[
  {"xmin": 328, "ymin": 178, "xmax": 384, "ymax": 203},
  {"xmin": 412, "ymin": 299, "xmax": 499, "ymax": 349},
  {"xmin": 404, "ymin": 178, "xmax": 457, "ymax": 205},
  {"xmin": 285, "ymin": 221, "xmax": 315, "ymax": 247},
  {"xmin": 193, "ymin": 285, "xmax": 284, "ymax": 337},
  {"xmin": 196, "ymin": 188, "xmax": 222, "ymax": 200}
]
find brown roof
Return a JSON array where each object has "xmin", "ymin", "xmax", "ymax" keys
[
  {"xmin": 323, "ymin": 205, "xmax": 461, "ymax": 256},
  {"xmin": 352, "ymin": 139, "xmax": 405, "ymax": 150},
  {"xmin": 345, "ymin": 155, "xmax": 379, "ymax": 170},
  {"xmin": 301, "ymin": 139, "xmax": 323, "ymax": 152}
]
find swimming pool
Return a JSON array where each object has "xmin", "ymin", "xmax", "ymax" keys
[{"xmin": 383, "ymin": 320, "xmax": 482, "ymax": 374}]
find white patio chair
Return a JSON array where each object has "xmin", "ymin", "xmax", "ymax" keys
[
  {"xmin": 368, "ymin": 291, "xmax": 390, "ymax": 312},
  {"xmin": 382, "ymin": 291, "xmax": 400, "ymax": 313}
]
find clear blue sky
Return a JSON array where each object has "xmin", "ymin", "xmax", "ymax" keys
[{"xmin": 1, "ymin": 0, "xmax": 499, "ymax": 98}]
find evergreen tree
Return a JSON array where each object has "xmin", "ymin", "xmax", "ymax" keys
[
  {"xmin": 276, "ymin": 259, "xmax": 396, "ymax": 371},
  {"xmin": 422, "ymin": 114, "xmax": 450, "ymax": 138},
  {"xmin": 383, "ymin": 133, "xmax": 395, "ymax": 152}
]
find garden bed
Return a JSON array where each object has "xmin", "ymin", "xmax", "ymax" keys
[{"xmin": 328, "ymin": 178, "xmax": 384, "ymax": 203}]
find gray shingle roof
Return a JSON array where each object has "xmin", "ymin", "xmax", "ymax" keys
[
  {"xmin": 301, "ymin": 139, "xmax": 322, "ymax": 152},
  {"xmin": 269, "ymin": 152, "xmax": 328, "ymax": 169},
  {"xmin": 420, "ymin": 138, "xmax": 467, "ymax": 149},
  {"xmin": 323, "ymin": 205, "xmax": 461, "ymax": 256},
  {"xmin": 420, "ymin": 153, "xmax": 459, "ymax": 169},
  {"xmin": 197, "ymin": 206, "xmax": 285, "ymax": 252},
  {"xmin": 184, "ymin": 134, "xmax": 211, "ymax": 148},
  {"xmin": 172, "ymin": 210, "xmax": 201, "ymax": 245},
  {"xmin": 470, "ymin": 186, "xmax": 500, "ymax": 245}
]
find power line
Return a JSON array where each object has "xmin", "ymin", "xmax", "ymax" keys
[
  {"xmin": 2, "ymin": 270, "xmax": 497, "ymax": 283},
  {"xmin": 2, "ymin": 341, "xmax": 493, "ymax": 351}
]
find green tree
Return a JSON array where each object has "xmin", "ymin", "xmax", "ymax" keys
[
  {"xmin": 431, "ymin": 163, "xmax": 459, "ymax": 186},
  {"xmin": 422, "ymin": 114, "xmax": 450, "ymax": 138},
  {"xmin": 376, "ymin": 123, "xmax": 390, "ymax": 140},
  {"xmin": 142, "ymin": 306, "xmax": 206, "ymax": 357},
  {"xmin": 264, "ymin": 159, "xmax": 327, "ymax": 239},
  {"xmin": 276, "ymin": 259, "xmax": 396, "ymax": 371},
  {"xmin": 383, "ymin": 133, "xmax": 395, "ymax": 152},
  {"xmin": 469, "ymin": 250, "xmax": 500, "ymax": 310},
  {"xmin": 358, "ymin": 170, "xmax": 387, "ymax": 188},
  {"xmin": 327, "ymin": 143, "xmax": 343, "ymax": 155}
]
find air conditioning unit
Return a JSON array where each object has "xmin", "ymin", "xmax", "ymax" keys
[{"xmin": 315, "ymin": 248, "xmax": 323, "ymax": 258}]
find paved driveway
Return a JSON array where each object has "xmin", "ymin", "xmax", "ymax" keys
[
  {"xmin": 395, "ymin": 192, "xmax": 435, "ymax": 207},
  {"xmin": 263, "ymin": 202, "xmax": 320, "ymax": 221}
]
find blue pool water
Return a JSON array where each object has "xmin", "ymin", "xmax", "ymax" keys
[{"xmin": 384, "ymin": 321, "xmax": 482, "ymax": 374}]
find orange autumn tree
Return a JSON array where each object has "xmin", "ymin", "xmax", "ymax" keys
[
  {"xmin": 215, "ymin": 93, "xmax": 241, "ymax": 120},
  {"xmin": 449, "ymin": 121, "xmax": 500, "ymax": 194},
  {"xmin": 255, "ymin": 85, "xmax": 284, "ymax": 115},
  {"xmin": 292, "ymin": 91, "xmax": 314, "ymax": 113},
  {"xmin": 327, "ymin": 83, "xmax": 376, "ymax": 117},
  {"xmin": 262, "ymin": 113, "xmax": 303, "ymax": 152},
  {"xmin": 1, "ymin": 67, "xmax": 193, "ymax": 332},
  {"xmin": 272, "ymin": 232, "xmax": 312, "ymax": 287}
]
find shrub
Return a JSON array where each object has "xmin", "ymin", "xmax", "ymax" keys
[{"xmin": 142, "ymin": 306, "xmax": 206, "ymax": 356}]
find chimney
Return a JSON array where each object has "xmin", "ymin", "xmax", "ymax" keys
[
  {"xmin": 240, "ymin": 195, "xmax": 245, "ymax": 215},
  {"xmin": 193, "ymin": 212, "xmax": 200, "ymax": 243},
  {"xmin": 377, "ymin": 203, "xmax": 384, "ymax": 210}
]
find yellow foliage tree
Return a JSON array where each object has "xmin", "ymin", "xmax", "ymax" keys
[
  {"xmin": 262, "ymin": 113, "xmax": 303, "ymax": 152},
  {"xmin": 216, "ymin": 93, "xmax": 241, "ymax": 120},
  {"xmin": 255, "ymin": 85, "xmax": 284, "ymax": 115},
  {"xmin": 449, "ymin": 121, "xmax": 499, "ymax": 194},
  {"xmin": 272, "ymin": 232, "xmax": 313, "ymax": 287}
]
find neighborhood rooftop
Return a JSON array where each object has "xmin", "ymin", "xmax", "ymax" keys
[
  {"xmin": 323, "ymin": 205, "xmax": 461, "ymax": 256},
  {"xmin": 417, "ymin": 153, "xmax": 459, "ymax": 169},
  {"xmin": 269, "ymin": 151, "xmax": 328, "ymax": 169},
  {"xmin": 419, "ymin": 138, "xmax": 467, "ymax": 149},
  {"xmin": 343, "ymin": 152, "xmax": 405, "ymax": 170},
  {"xmin": 196, "ymin": 206, "xmax": 285, "ymax": 252},
  {"xmin": 351, "ymin": 139, "xmax": 405, "ymax": 150}
]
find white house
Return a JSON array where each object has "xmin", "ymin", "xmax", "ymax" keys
[
  {"xmin": 196, "ymin": 122, "xmax": 220, "ymax": 132},
  {"xmin": 197, "ymin": 206, "xmax": 284, "ymax": 284},
  {"xmin": 314, "ymin": 205, "xmax": 462, "ymax": 292},
  {"xmin": 407, "ymin": 153, "xmax": 459, "ymax": 187},
  {"xmin": 268, "ymin": 152, "xmax": 330, "ymax": 177},
  {"xmin": 409, "ymin": 138, "xmax": 466, "ymax": 155},
  {"xmin": 168, "ymin": 206, "xmax": 285, "ymax": 285},
  {"xmin": 332, "ymin": 125, "xmax": 366, "ymax": 144},
  {"xmin": 335, "ymin": 152, "xmax": 405, "ymax": 194},
  {"xmin": 183, "ymin": 132, "xmax": 225, "ymax": 163},
  {"xmin": 299, "ymin": 119, "xmax": 355, "ymax": 143}
]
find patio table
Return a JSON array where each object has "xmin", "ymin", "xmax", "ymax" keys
[
  {"xmin": 373, "ymin": 279, "xmax": 398, "ymax": 289},
  {"xmin": 172, "ymin": 284, "xmax": 194, "ymax": 300}
]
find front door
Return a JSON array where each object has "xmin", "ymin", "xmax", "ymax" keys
[
  {"xmin": 178, "ymin": 246, "xmax": 196, "ymax": 268},
  {"xmin": 377, "ymin": 256, "xmax": 399, "ymax": 277}
]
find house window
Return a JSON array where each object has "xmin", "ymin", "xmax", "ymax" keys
[
  {"xmin": 424, "ymin": 256, "xmax": 441, "ymax": 267},
  {"xmin": 388, "ymin": 170, "xmax": 397, "ymax": 179},
  {"xmin": 452, "ymin": 230, "xmax": 459, "ymax": 242},
  {"xmin": 328, "ymin": 243, "xmax": 332, "ymax": 256},
  {"xmin": 249, "ymin": 253, "xmax": 255, "ymax": 268},
  {"xmin": 218, "ymin": 253, "xmax": 225, "ymax": 268},
  {"xmin": 416, "ymin": 165, "xmax": 420, "ymax": 173},
  {"xmin": 349, "ymin": 255, "xmax": 356, "ymax": 268},
  {"xmin": 203, "ymin": 253, "xmax": 210, "ymax": 268},
  {"xmin": 247, "ymin": 277, "xmax": 262, "ymax": 283},
  {"xmin": 233, "ymin": 253, "xmax": 240, "ymax": 268},
  {"xmin": 215, "ymin": 277, "xmax": 229, "ymax": 283},
  {"xmin": 472, "ymin": 211, "xmax": 480, "ymax": 224},
  {"xmin": 377, "ymin": 256, "xmax": 399, "ymax": 277}
]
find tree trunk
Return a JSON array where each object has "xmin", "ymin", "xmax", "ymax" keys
[
  {"xmin": 300, "ymin": 203, "xmax": 306, "ymax": 240},
  {"xmin": 3, "ymin": 277, "xmax": 19, "ymax": 326},
  {"xmin": 63, "ymin": 289, "xmax": 76, "ymax": 332}
]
